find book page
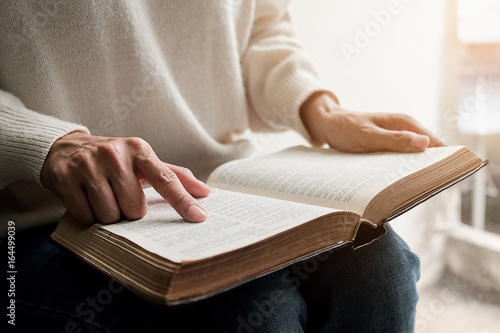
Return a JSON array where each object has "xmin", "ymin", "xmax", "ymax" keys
[
  {"xmin": 101, "ymin": 186, "xmax": 336, "ymax": 263},
  {"xmin": 207, "ymin": 146, "xmax": 464, "ymax": 215}
]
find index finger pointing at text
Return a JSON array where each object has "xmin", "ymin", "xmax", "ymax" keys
[{"xmin": 134, "ymin": 151, "xmax": 207, "ymax": 223}]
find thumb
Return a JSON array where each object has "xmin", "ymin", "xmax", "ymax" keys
[{"xmin": 369, "ymin": 129, "xmax": 430, "ymax": 153}]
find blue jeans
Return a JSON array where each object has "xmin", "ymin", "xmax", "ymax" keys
[{"xmin": 5, "ymin": 222, "xmax": 419, "ymax": 332}]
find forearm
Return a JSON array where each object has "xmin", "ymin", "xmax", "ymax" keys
[
  {"xmin": 0, "ymin": 90, "xmax": 89, "ymax": 187},
  {"xmin": 241, "ymin": 2, "xmax": 334, "ymax": 139}
]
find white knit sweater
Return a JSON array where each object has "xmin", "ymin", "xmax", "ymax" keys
[{"xmin": 0, "ymin": 0, "xmax": 331, "ymax": 230}]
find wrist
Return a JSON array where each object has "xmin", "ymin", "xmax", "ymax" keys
[
  {"xmin": 299, "ymin": 91, "xmax": 340, "ymax": 145},
  {"xmin": 53, "ymin": 130, "xmax": 91, "ymax": 146},
  {"xmin": 41, "ymin": 130, "xmax": 91, "ymax": 188}
]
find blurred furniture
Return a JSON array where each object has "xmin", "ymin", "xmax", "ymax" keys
[{"xmin": 457, "ymin": 0, "xmax": 500, "ymax": 229}]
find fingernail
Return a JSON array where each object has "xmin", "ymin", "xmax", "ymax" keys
[
  {"xmin": 410, "ymin": 135, "xmax": 429, "ymax": 149},
  {"xmin": 199, "ymin": 180, "xmax": 210, "ymax": 190},
  {"xmin": 187, "ymin": 204, "xmax": 207, "ymax": 222}
]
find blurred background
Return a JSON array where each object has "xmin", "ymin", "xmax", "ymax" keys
[{"xmin": 281, "ymin": 0, "xmax": 500, "ymax": 331}]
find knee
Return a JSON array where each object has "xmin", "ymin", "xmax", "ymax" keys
[
  {"xmin": 380, "ymin": 224, "xmax": 420, "ymax": 285},
  {"xmin": 293, "ymin": 224, "xmax": 420, "ymax": 332},
  {"xmin": 352, "ymin": 224, "xmax": 421, "ymax": 319},
  {"xmin": 324, "ymin": 224, "xmax": 420, "ymax": 332},
  {"xmin": 357, "ymin": 224, "xmax": 420, "ymax": 296}
]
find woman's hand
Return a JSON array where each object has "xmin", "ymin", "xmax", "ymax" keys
[
  {"xmin": 300, "ymin": 92, "xmax": 445, "ymax": 153},
  {"xmin": 41, "ymin": 132, "xmax": 210, "ymax": 226}
]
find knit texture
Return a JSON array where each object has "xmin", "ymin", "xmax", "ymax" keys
[
  {"xmin": 0, "ymin": 0, "xmax": 333, "ymax": 230},
  {"xmin": 0, "ymin": 92, "xmax": 89, "ymax": 187}
]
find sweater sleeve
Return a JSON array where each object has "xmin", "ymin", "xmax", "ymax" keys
[
  {"xmin": 0, "ymin": 90, "xmax": 89, "ymax": 188},
  {"xmin": 241, "ymin": 0, "xmax": 338, "ymax": 140}
]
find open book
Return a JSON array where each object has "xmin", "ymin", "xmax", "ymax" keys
[{"xmin": 51, "ymin": 145, "xmax": 487, "ymax": 304}]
